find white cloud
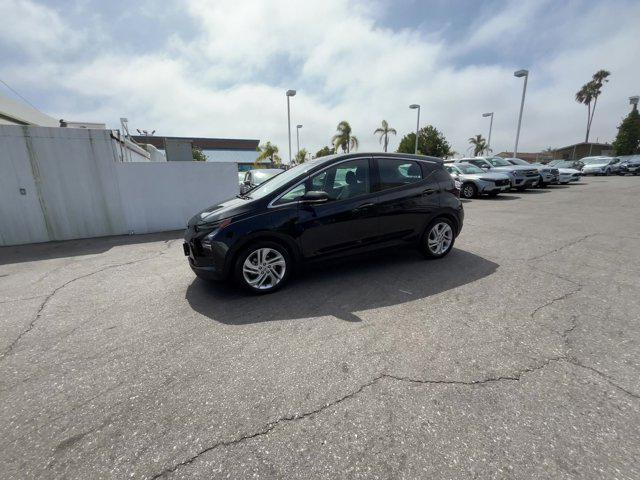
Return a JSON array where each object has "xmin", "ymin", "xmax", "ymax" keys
[{"xmin": 1, "ymin": 0, "xmax": 639, "ymax": 158}]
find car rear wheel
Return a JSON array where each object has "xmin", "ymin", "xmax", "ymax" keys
[
  {"xmin": 234, "ymin": 241, "xmax": 291, "ymax": 294},
  {"xmin": 421, "ymin": 218, "xmax": 455, "ymax": 259},
  {"xmin": 460, "ymin": 183, "xmax": 477, "ymax": 199}
]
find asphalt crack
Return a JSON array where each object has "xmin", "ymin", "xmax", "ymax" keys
[
  {"xmin": 147, "ymin": 359, "xmax": 562, "ymax": 479},
  {"xmin": 527, "ymin": 233, "xmax": 597, "ymax": 261},
  {"xmin": 0, "ymin": 244, "xmax": 175, "ymax": 361}
]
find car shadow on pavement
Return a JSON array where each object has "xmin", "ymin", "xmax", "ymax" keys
[
  {"xmin": 479, "ymin": 195, "xmax": 520, "ymax": 201},
  {"xmin": 0, "ymin": 230, "xmax": 184, "ymax": 265},
  {"xmin": 185, "ymin": 248, "xmax": 499, "ymax": 324}
]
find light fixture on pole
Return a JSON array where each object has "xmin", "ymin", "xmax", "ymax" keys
[
  {"xmin": 513, "ymin": 69, "xmax": 529, "ymax": 158},
  {"xmin": 286, "ymin": 90, "xmax": 297, "ymax": 164},
  {"xmin": 630, "ymin": 96, "xmax": 639, "ymax": 110},
  {"xmin": 296, "ymin": 124, "xmax": 303, "ymax": 160},
  {"xmin": 409, "ymin": 104, "xmax": 420, "ymax": 155},
  {"xmin": 482, "ymin": 112, "xmax": 494, "ymax": 153}
]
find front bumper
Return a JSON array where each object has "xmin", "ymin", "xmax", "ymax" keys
[
  {"xmin": 513, "ymin": 176, "xmax": 539, "ymax": 188},
  {"xmin": 540, "ymin": 172, "xmax": 559, "ymax": 184}
]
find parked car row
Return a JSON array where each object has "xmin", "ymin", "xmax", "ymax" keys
[
  {"xmin": 444, "ymin": 156, "xmax": 581, "ymax": 199},
  {"xmin": 578, "ymin": 155, "xmax": 640, "ymax": 176}
]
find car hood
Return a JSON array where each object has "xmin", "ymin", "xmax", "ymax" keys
[
  {"xmin": 459, "ymin": 172, "xmax": 511, "ymax": 181},
  {"xmin": 188, "ymin": 197, "xmax": 253, "ymax": 227},
  {"xmin": 489, "ymin": 165, "xmax": 536, "ymax": 174}
]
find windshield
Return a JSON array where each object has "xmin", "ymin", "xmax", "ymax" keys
[
  {"xmin": 245, "ymin": 158, "xmax": 327, "ymax": 199},
  {"xmin": 487, "ymin": 157, "xmax": 511, "ymax": 167},
  {"xmin": 252, "ymin": 169, "xmax": 283, "ymax": 183},
  {"xmin": 457, "ymin": 164, "xmax": 484, "ymax": 174},
  {"xmin": 583, "ymin": 157, "xmax": 608, "ymax": 165},
  {"xmin": 507, "ymin": 158, "xmax": 529, "ymax": 166},
  {"xmin": 555, "ymin": 161, "xmax": 575, "ymax": 168}
]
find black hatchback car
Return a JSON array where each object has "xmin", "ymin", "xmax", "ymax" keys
[{"xmin": 184, "ymin": 153, "xmax": 464, "ymax": 293}]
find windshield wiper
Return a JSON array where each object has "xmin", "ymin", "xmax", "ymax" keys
[{"xmin": 236, "ymin": 194, "xmax": 252, "ymax": 199}]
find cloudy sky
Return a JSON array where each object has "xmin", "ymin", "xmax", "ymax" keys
[{"xmin": 1, "ymin": 0, "xmax": 639, "ymax": 158}]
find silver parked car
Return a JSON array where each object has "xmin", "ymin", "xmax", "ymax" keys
[
  {"xmin": 445, "ymin": 163, "xmax": 511, "ymax": 198},
  {"xmin": 618, "ymin": 155, "xmax": 640, "ymax": 175},
  {"xmin": 580, "ymin": 156, "xmax": 621, "ymax": 175},
  {"xmin": 455, "ymin": 157, "xmax": 539, "ymax": 191},
  {"xmin": 504, "ymin": 157, "xmax": 559, "ymax": 187},
  {"xmin": 239, "ymin": 168, "xmax": 284, "ymax": 194}
]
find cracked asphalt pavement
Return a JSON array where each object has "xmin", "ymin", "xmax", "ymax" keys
[{"xmin": 1, "ymin": 177, "xmax": 639, "ymax": 479}]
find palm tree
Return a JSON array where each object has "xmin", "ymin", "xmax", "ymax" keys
[
  {"xmin": 332, "ymin": 121, "xmax": 359, "ymax": 153},
  {"xmin": 255, "ymin": 141, "xmax": 281, "ymax": 166},
  {"xmin": 374, "ymin": 120, "xmax": 397, "ymax": 152},
  {"xmin": 468, "ymin": 134, "xmax": 489, "ymax": 156},
  {"xmin": 575, "ymin": 69, "xmax": 611, "ymax": 142},
  {"xmin": 294, "ymin": 148, "xmax": 308, "ymax": 164}
]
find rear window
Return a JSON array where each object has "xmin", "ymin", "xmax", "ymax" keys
[{"xmin": 376, "ymin": 158, "xmax": 423, "ymax": 191}]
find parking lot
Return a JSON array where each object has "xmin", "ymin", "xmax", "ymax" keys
[{"xmin": 1, "ymin": 177, "xmax": 639, "ymax": 479}]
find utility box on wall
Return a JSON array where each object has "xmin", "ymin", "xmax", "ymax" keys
[{"xmin": 164, "ymin": 138, "xmax": 193, "ymax": 161}]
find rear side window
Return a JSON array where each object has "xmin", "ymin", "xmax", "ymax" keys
[{"xmin": 376, "ymin": 158, "xmax": 423, "ymax": 191}]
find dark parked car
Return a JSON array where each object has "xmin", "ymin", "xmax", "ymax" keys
[{"xmin": 184, "ymin": 153, "xmax": 464, "ymax": 293}]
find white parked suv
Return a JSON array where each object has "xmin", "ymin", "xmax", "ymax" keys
[{"xmin": 455, "ymin": 157, "xmax": 540, "ymax": 191}]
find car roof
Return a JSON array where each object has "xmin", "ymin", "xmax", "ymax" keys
[{"xmin": 308, "ymin": 152, "xmax": 444, "ymax": 169}]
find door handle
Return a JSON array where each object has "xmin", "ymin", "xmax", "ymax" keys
[
  {"xmin": 422, "ymin": 188, "xmax": 436, "ymax": 195},
  {"xmin": 351, "ymin": 202, "xmax": 375, "ymax": 213}
]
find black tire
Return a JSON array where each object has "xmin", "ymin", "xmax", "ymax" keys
[
  {"xmin": 604, "ymin": 168, "xmax": 611, "ymax": 176},
  {"xmin": 538, "ymin": 175, "xmax": 545, "ymax": 188},
  {"xmin": 460, "ymin": 183, "xmax": 477, "ymax": 199},
  {"xmin": 420, "ymin": 217, "xmax": 456, "ymax": 259},
  {"xmin": 233, "ymin": 241, "xmax": 292, "ymax": 294},
  {"xmin": 487, "ymin": 192, "xmax": 499, "ymax": 197},
  {"xmin": 517, "ymin": 186, "xmax": 527, "ymax": 191}
]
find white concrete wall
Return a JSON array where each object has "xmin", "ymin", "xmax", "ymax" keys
[
  {"xmin": 115, "ymin": 162, "xmax": 238, "ymax": 234},
  {"xmin": 0, "ymin": 125, "xmax": 239, "ymax": 246}
]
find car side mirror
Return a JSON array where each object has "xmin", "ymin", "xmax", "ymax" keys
[
  {"xmin": 480, "ymin": 164, "xmax": 490, "ymax": 169},
  {"xmin": 243, "ymin": 180, "xmax": 251, "ymax": 186},
  {"xmin": 301, "ymin": 190, "xmax": 329, "ymax": 204}
]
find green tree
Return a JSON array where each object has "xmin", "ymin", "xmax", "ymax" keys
[
  {"xmin": 612, "ymin": 103, "xmax": 640, "ymax": 155},
  {"xmin": 314, "ymin": 146, "xmax": 334, "ymax": 158},
  {"xmin": 255, "ymin": 141, "xmax": 281, "ymax": 166},
  {"xmin": 373, "ymin": 119, "xmax": 397, "ymax": 152},
  {"xmin": 294, "ymin": 148, "xmax": 309, "ymax": 163},
  {"xmin": 575, "ymin": 69, "xmax": 611, "ymax": 142},
  {"xmin": 192, "ymin": 146, "xmax": 207, "ymax": 161},
  {"xmin": 396, "ymin": 125, "xmax": 452, "ymax": 158},
  {"xmin": 332, "ymin": 121, "xmax": 359, "ymax": 153},
  {"xmin": 468, "ymin": 134, "xmax": 489, "ymax": 156}
]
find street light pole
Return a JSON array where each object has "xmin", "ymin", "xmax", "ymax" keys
[
  {"xmin": 296, "ymin": 124, "xmax": 302, "ymax": 160},
  {"xmin": 409, "ymin": 104, "xmax": 420, "ymax": 155},
  {"xmin": 286, "ymin": 90, "xmax": 296, "ymax": 165},
  {"xmin": 630, "ymin": 95, "xmax": 639, "ymax": 111},
  {"xmin": 482, "ymin": 112, "xmax": 494, "ymax": 153},
  {"xmin": 513, "ymin": 69, "xmax": 529, "ymax": 158}
]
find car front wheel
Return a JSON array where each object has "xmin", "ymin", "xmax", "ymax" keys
[
  {"xmin": 422, "ymin": 218, "xmax": 455, "ymax": 259},
  {"xmin": 460, "ymin": 183, "xmax": 477, "ymax": 199},
  {"xmin": 234, "ymin": 241, "xmax": 291, "ymax": 294}
]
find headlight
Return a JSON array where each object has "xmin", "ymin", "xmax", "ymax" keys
[{"xmin": 200, "ymin": 218, "xmax": 232, "ymax": 250}]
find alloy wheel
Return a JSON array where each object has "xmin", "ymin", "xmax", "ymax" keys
[
  {"xmin": 242, "ymin": 248, "xmax": 286, "ymax": 290},
  {"xmin": 462, "ymin": 184, "xmax": 475, "ymax": 198},
  {"xmin": 427, "ymin": 222, "xmax": 453, "ymax": 255}
]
